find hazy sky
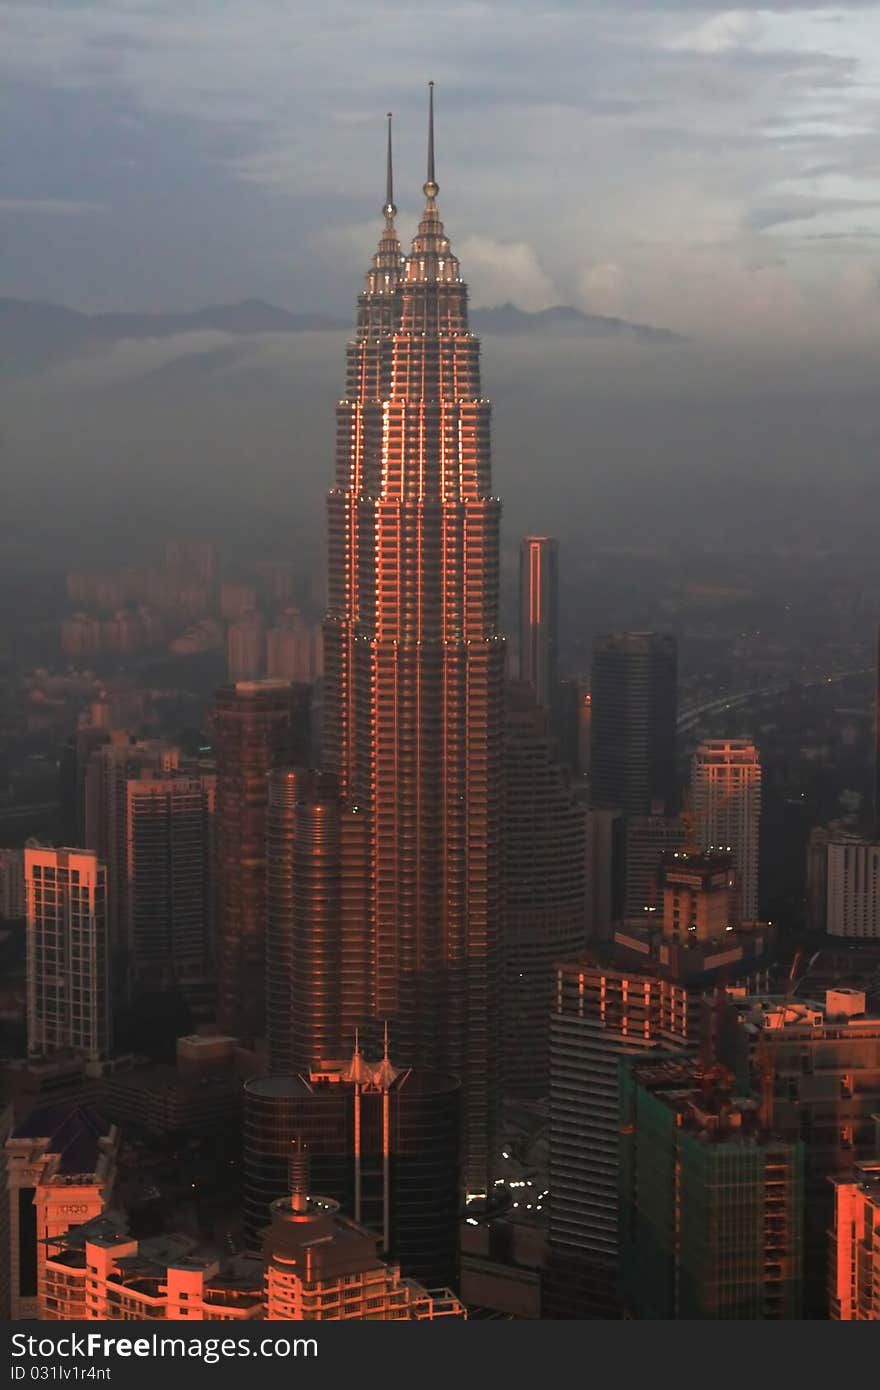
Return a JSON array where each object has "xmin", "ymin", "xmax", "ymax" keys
[{"xmin": 3, "ymin": 1, "xmax": 880, "ymax": 341}]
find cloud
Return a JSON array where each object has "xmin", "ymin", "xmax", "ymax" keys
[
  {"xmin": 0, "ymin": 198, "xmax": 105, "ymax": 215},
  {"xmin": 2, "ymin": 0, "xmax": 880, "ymax": 340},
  {"xmin": 455, "ymin": 237, "xmax": 557, "ymax": 311},
  {"xmin": 664, "ymin": 10, "xmax": 762, "ymax": 54},
  {"xmin": 577, "ymin": 262, "xmax": 625, "ymax": 317},
  {"xmin": 748, "ymin": 194, "xmax": 880, "ymax": 230}
]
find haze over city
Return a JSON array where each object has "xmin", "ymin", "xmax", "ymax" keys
[{"xmin": 2, "ymin": 0, "xmax": 880, "ymax": 1340}]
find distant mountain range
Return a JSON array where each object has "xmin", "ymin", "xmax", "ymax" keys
[{"xmin": 0, "ymin": 296, "xmax": 684, "ymax": 374}]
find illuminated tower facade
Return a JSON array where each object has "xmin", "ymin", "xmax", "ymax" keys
[
  {"xmin": 691, "ymin": 738, "xmax": 762, "ymax": 922},
  {"xmin": 323, "ymin": 97, "xmax": 504, "ymax": 1195},
  {"xmin": 518, "ymin": 536, "xmax": 559, "ymax": 710}
]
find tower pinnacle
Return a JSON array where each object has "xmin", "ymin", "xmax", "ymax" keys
[
  {"xmin": 383, "ymin": 111, "xmax": 397, "ymax": 223},
  {"xmin": 423, "ymin": 81, "xmax": 439, "ymax": 200}
]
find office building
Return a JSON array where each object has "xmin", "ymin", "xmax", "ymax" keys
[
  {"xmin": 4, "ymin": 1103, "xmax": 118, "ymax": 1319},
  {"xmin": 692, "ymin": 738, "xmax": 762, "ymax": 922},
  {"xmin": 213, "ymin": 679, "xmax": 311, "ymax": 1038},
  {"xmin": 125, "ymin": 770, "xmax": 215, "ymax": 994},
  {"xmin": 243, "ymin": 1048, "xmax": 460, "ymax": 1290},
  {"xmin": 84, "ymin": 734, "xmax": 179, "ymax": 973},
  {"xmin": 518, "ymin": 537, "xmax": 559, "ymax": 710},
  {"xmin": 589, "ymin": 633, "xmax": 677, "ymax": 817},
  {"xmin": 620, "ymin": 1056, "xmax": 803, "ymax": 1319},
  {"xmin": 321, "ymin": 95, "xmax": 503, "ymax": 1195},
  {"xmin": 545, "ymin": 910, "xmax": 772, "ymax": 1317},
  {"xmin": 623, "ymin": 814, "xmax": 688, "ymax": 927},
  {"xmin": 830, "ymin": 1161, "xmax": 880, "ymax": 1320},
  {"xmin": 25, "ymin": 848, "xmax": 111, "ymax": 1066},
  {"xmin": 502, "ymin": 682, "xmax": 587, "ymax": 1095}
]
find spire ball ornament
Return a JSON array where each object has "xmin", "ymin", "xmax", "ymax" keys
[{"xmin": 423, "ymin": 80, "xmax": 439, "ymax": 199}]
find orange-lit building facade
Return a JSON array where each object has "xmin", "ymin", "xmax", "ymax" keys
[
  {"xmin": 213, "ymin": 680, "xmax": 311, "ymax": 1038},
  {"xmin": 829, "ymin": 1160, "xmax": 880, "ymax": 1320},
  {"xmin": 518, "ymin": 537, "xmax": 559, "ymax": 710},
  {"xmin": 322, "ymin": 99, "xmax": 503, "ymax": 1195}
]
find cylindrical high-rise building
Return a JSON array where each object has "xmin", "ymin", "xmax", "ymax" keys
[
  {"xmin": 213, "ymin": 679, "xmax": 311, "ymax": 1038},
  {"xmin": 518, "ymin": 536, "xmax": 559, "ymax": 710},
  {"xmin": 265, "ymin": 766, "xmax": 368, "ymax": 1075},
  {"xmin": 321, "ymin": 94, "xmax": 503, "ymax": 1195},
  {"xmin": 590, "ymin": 632, "xmax": 678, "ymax": 817},
  {"xmin": 243, "ymin": 1054, "xmax": 461, "ymax": 1289}
]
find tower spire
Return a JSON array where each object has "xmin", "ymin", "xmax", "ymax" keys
[
  {"xmin": 423, "ymin": 80, "xmax": 439, "ymax": 200},
  {"xmin": 383, "ymin": 111, "xmax": 397, "ymax": 223}
]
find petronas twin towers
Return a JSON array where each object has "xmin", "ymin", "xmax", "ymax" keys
[{"xmin": 321, "ymin": 87, "xmax": 504, "ymax": 1194}]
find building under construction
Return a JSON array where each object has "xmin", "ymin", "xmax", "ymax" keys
[{"xmin": 619, "ymin": 1056, "xmax": 803, "ymax": 1319}]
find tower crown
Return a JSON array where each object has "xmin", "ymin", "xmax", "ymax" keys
[
  {"xmin": 406, "ymin": 82, "xmax": 461, "ymax": 287},
  {"xmin": 363, "ymin": 111, "xmax": 404, "ymax": 298}
]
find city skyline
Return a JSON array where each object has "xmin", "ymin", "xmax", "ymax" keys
[{"xmin": 2, "ymin": 36, "xmax": 880, "ymax": 1331}]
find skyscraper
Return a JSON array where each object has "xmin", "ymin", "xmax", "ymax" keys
[
  {"xmin": 25, "ymin": 849, "xmax": 111, "ymax": 1067},
  {"xmin": 589, "ymin": 632, "xmax": 678, "ymax": 817},
  {"xmin": 692, "ymin": 737, "xmax": 762, "ymax": 922},
  {"xmin": 322, "ymin": 95, "xmax": 504, "ymax": 1196},
  {"xmin": 84, "ymin": 734, "xmax": 179, "ymax": 978},
  {"xmin": 125, "ymin": 769, "xmax": 216, "ymax": 994},
  {"xmin": 213, "ymin": 679, "xmax": 311, "ymax": 1038},
  {"xmin": 243, "ymin": 1052, "xmax": 461, "ymax": 1288},
  {"xmin": 518, "ymin": 536, "xmax": 559, "ymax": 710},
  {"xmin": 501, "ymin": 682, "xmax": 587, "ymax": 1095},
  {"xmin": 265, "ymin": 766, "xmax": 368, "ymax": 1076}
]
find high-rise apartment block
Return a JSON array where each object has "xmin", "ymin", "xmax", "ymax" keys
[
  {"xmin": 590, "ymin": 633, "xmax": 677, "ymax": 817},
  {"xmin": 321, "ymin": 99, "xmax": 503, "ymax": 1195},
  {"xmin": 692, "ymin": 738, "xmax": 762, "ymax": 922},
  {"xmin": 518, "ymin": 537, "xmax": 559, "ymax": 710},
  {"xmin": 620, "ymin": 1057, "xmax": 803, "ymax": 1319},
  {"xmin": 4, "ymin": 1104, "xmax": 118, "ymax": 1320},
  {"xmin": 822, "ymin": 832, "xmax": 880, "ymax": 939},
  {"xmin": 213, "ymin": 680, "xmax": 311, "ymax": 1039},
  {"xmin": 25, "ymin": 849, "xmax": 111, "ymax": 1066},
  {"xmin": 830, "ymin": 1161, "xmax": 880, "ymax": 1320}
]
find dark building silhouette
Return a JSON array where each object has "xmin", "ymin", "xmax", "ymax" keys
[
  {"xmin": 321, "ymin": 93, "xmax": 502, "ymax": 1195},
  {"xmin": 213, "ymin": 680, "xmax": 310, "ymax": 1038},
  {"xmin": 590, "ymin": 632, "xmax": 677, "ymax": 817},
  {"xmin": 243, "ymin": 1050, "xmax": 461, "ymax": 1290},
  {"xmin": 502, "ymin": 682, "xmax": 586, "ymax": 1096}
]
